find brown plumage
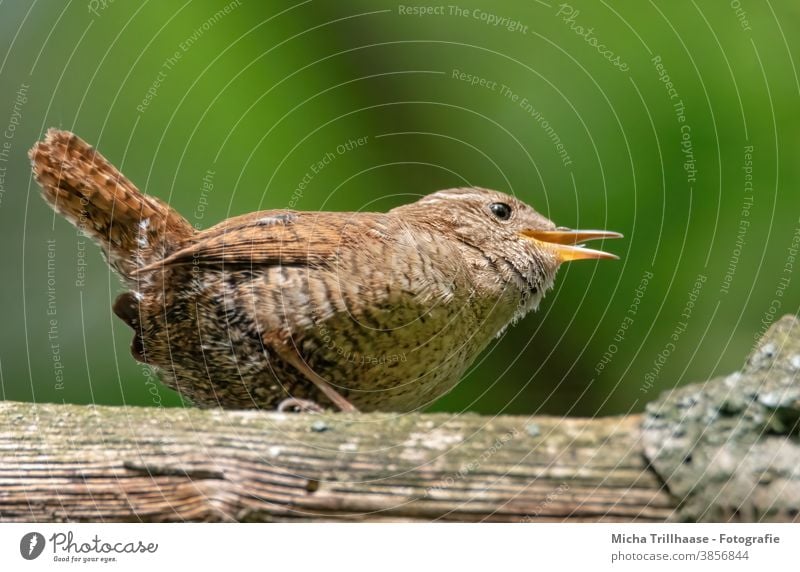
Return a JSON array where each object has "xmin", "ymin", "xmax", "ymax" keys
[
  {"xmin": 30, "ymin": 129, "xmax": 192, "ymax": 281},
  {"xmin": 30, "ymin": 129, "xmax": 621, "ymax": 412}
]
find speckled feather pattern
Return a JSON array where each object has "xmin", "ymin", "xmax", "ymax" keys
[{"xmin": 31, "ymin": 129, "xmax": 561, "ymax": 412}]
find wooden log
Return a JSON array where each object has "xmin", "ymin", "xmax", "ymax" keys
[{"xmin": 1, "ymin": 316, "xmax": 799, "ymax": 522}]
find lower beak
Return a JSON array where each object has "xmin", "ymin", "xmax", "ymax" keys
[{"xmin": 520, "ymin": 228, "xmax": 623, "ymax": 262}]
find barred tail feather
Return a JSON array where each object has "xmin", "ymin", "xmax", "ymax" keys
[{"xmin": 29, "ymin": 128, "xmax": 193, "ymax": 282}]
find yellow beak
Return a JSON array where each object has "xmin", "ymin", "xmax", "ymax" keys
[{"xmin": 520, "ymin": 228, "xmax": 623, "ymax": 262}]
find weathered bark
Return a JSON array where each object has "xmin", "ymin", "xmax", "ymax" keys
[{"xmin": 1, "ymin": 316, "xmax": 799, "ymax": 523}]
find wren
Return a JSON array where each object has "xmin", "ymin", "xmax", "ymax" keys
[{"xmin": 30, "ymin": 129, "xmax": 621, "ymax": 412}]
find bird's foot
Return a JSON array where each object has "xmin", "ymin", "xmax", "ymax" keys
[
  {"xmin": 277, "ymin": 398, "xmax": 325, "ymax": 414},
  {"xmin": 273, "ymin": 344, "xmax": 360, "ymax": 413}
]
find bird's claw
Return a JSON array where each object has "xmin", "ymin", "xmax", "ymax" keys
[{"xmin": 277, "ymin": 398, "xmax": 325, "ymax": 414}]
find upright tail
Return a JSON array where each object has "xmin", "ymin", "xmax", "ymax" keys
[{"xmin": 30, "ymin": 129, "xmax": 194, "ymax": 283}]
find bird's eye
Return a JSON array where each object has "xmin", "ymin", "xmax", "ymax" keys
[{"xmin": 489, "ymin": 202, "xmax": 512, "ymax": 221}]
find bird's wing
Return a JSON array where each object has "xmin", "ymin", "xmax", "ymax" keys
[{"xmin": 137, "ymin": 210, "xmax": 388, "ymax": 272}]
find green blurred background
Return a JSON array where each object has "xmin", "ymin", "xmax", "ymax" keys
[{"xmin": 1, "ymin": 0, "xmax": 798, "ymax": 416}]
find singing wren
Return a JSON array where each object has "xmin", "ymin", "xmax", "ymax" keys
[{"xmin": 30, "ymin": 129, "xmax": 621, "ymax": 412}]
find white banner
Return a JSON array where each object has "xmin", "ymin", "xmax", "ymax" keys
[{"xmin": 0, "ymin": 523, "xmax": 794, "ymax": 571}]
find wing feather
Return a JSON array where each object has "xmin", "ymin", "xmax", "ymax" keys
[{"xmin": 137, "ymin": 210, "xmax": 387, "ymax": 272}]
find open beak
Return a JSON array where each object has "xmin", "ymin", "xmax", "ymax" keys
[{"xmin": 520, "ymin": 228, "xmax": 623, "ymax": 262}]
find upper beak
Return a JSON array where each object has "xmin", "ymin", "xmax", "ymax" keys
[{"xmin": 520, "ymin": 228, "xmax": 623, "ymax": 262}]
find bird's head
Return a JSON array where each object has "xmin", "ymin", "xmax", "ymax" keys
[{"xmin": 394, "ymin": 187, "xmax": 622, "ymax": 318}]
